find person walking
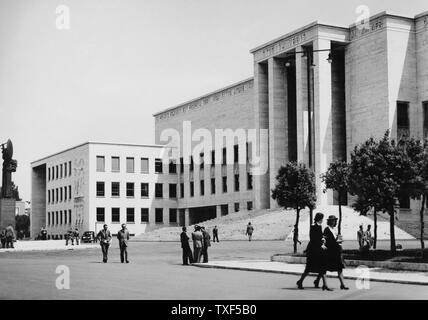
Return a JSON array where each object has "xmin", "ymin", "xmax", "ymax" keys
[
  {"xmin": 66, "ymin": 227, "xmax": 74, "ymax": 246},
  {"xmin": 180, "ymin": 226, "xmax": 193, "ymax": 265},
  {"xmin": 74, "ymin": 228, "xmax": 80, "ymax": 245},
  {"xmin": 357, "ymin": 224, "xmax": 370, "ymax": 253},
  {"xmin": 40, "ymin": 227, "xmax": 48, "ymax": 240},
  {"xmin": 246, "ymin": 222, "xmax": 254, "ymax": 241},
  {"xmin": 201, "ymin": 226, "xmax": 211, "ymax": 263},
  {"xmin": 5, "ymin": 224, "xmax": 15, "ymax": 249},
  {"xmin": 117, "ymin": 224, "xmax": 130, "ymax": 263},
  {"xmin": 296, "ymin": 212, "xmax": 329, "ymax": 290},
  {"xmin": 97, "ymin": 224, "xmax": 112, "ymax": 263},
  {"xmin": 366, "ymin": 225, "xmax": 374, "ymax": 248},
  {"xmin": 323, "ymin": 215, "xmax": 348, "ymax": 290},
  {"xmin": 191, "ymin": 226, "xmax": 204, "ymax": 263},
  {"xmin": 212, "ymin": 226, "xmax": 219, "ymax": 243}
]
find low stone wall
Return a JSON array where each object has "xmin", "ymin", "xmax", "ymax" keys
[{"xmin": 271, "ymin": 254, "xmax": 428, "ymax": 272}]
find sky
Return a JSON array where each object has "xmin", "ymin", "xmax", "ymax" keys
[{"xmin": 0, "ymin": 0, "xmax": 427, "ymax": 201}]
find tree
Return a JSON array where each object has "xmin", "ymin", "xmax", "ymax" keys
[
  {"xmin": 321, "ymin": 161, "xmax": 349, "ymax": 235},
  {"xmin": 15, "ymin": 214, "xmax": 30, "ymax": 238},
  {"xmin": 271, "ymin": 162, "xmax": 317, "ymax": 253},
  {"xmin": 349, "ymin": 132, "xmax": 417, "ymax": 255}
]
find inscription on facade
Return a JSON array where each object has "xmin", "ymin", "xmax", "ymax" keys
[
  {"xmin": 252, "ymin": 29, "xmax": 314, "ymax": 62},
  {"xmin": 350, "ymin": 17, "xmax": 384, "ymax": 40},
  {"xmin": 155, "ymin": 81, "xmax": 253, "ymax": 121}
]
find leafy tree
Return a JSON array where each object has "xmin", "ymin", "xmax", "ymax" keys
[
  {"xmin": 15, "ymin": 214, "xmax": 30, "ymax": 238},
  {"xmin": 271, "ymin": 162, "xmax": 317, "ymax": 253},
  {"xmin": 321, "ymin": 161, "xmax": 349, "ymax": 235}
]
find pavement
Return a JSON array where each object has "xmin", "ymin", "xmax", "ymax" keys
[
  {"xmin": 193, "ymin": 260, "xmax": 428, "ymax": 286},
  {"xmin": 0, "ymin": 240, "xmax": 98, "ymax": 253}
]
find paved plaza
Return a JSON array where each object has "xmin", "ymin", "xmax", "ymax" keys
[{"xmin": 0, "ymin": 240, "xmax": 427, "ymax": 300}]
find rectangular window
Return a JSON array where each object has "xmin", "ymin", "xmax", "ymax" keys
[
  {"xmin": 68, "ymin": 210, "xmax": 72, "ymax": 224},
  {"xmin": 126, "ymin": 182, "xmax": 135, "ymax": 197},
  {"xmin": 423, "ymin": 101, "xmax": 428, "ymax": 138},
  {"xmin": 200, "ymin": 180, "xmax": 205, "ymax": 196},
  {"xmin": 222, "ymin": 148, "xmax": 227, "ymax": 165},
  {"xmin": 234, "ymin": 145, "xmax": 239, "ymax": 163},
  {"xmin": 169, "ymin": 160, "xmax": 177, "ymax": 174},
  {"xmin": 169, "ymin": 208, "xmax": 177, "ymax": 224},
  {"xmin": 112, "ymin": 157, "xmax": 120, "ymax": 172},
  {"xmin": 155, "ymin": 208, "xmax": 163, "ymax": 223},
  {"xmin": 190, "ymin": 181, "xmax": 194, "ymax": 197},
  {"xmin": 56, "ymin": 165, "xmax": 59, "ymax": 179},
  {"xmin": 200, "ymin": 153, "xmax": 204, "ymax": 169},
  {"xmin": 180, "ymin": 157, "xmax": 184, "ymax": 173},
  {"xmin": 126, "ymin": 208, "xmax": 135, "ymax": 223},
  {"xmin": 247, "ymin": 173, "xmax": 253, "ymax": 190},
  {"xmin": 56, "ymin": 188, "xmax": 58, "ymax": 202},
  {"xmin": 126, "ymin": 157, "xmax": 135, "ymax": 173},
  {"xmin": 155, "ymin": 183, "xmax": 163, "ymax": 198},
  {"xmin": 68, "ymin": 186, "xmax": 72, "ymax": 200},
  {"xmin": 141, "ymin": 183, "xmax": 149, "ymax": 198},
  {"xmin": 222, "ymin": 176, "xmax": 227, "ymax": 193},
  {"xmin": 180, "ymin": 183, "xmax": 184, "ymax": 198},
  {"xmin": 211, "ymin": 150, "xmax": 215, "ymax": 166},
  {"xmin": 48, "ymin": 190, "xmax": 51, "ymax": 204},
  {"xmin": 60, "ymin": 210, "xmax": 63, "ymax": 225},
  {"xmin": 169, "ymin": 184, "xmax": 177, "ymax": 198},
  {"xmin": 211, "ymin": 178, "xmax": 216, "ymax": 194},
  {"xmin": 221, "ymin": 204, "xmax": 228, "ymax": 216},
  {"xmin": 96, "ymin": 182, "xmax": 105, "ymax": 197},
  {"xmin": 247, "ymin": 201, "xmax": 253, "ymax": 211},
  {"xmin": 96, "ymin": 156, "xmax": 105, "ymax": 172},
  {"xmin": 112, "ymin": 208, "xmax": 120, "ymax": 223},
  {"xmin": 155, "ymin": 158, "xmax": 163, "ymax": 173},
  {"xmin": 56, "ymin": 211, "xmax": 59, "ymax": 225},
  {"xmin": 111, "ymin": 182, "xmax": 120, "ymax": 197},
  {"xmin": 397, "ymin": 101, "xmax": 410, "ymax": 136},
  {"xmin": 60, "ymin": 188, "xmax": 63, "ymax": 202},
  {"xmin": 64, "ymin": 163, "xmax": 67, "ymax": 177},
  {"xmin": 96, "ymin": 208, "xmax": 105, "ymax": 222},
  {"xmin": 64, "ymin": 187, "xmax": 67, "ymax": 201},
  {"xmin": 47, "ymin": 212, "xmax": 50, "ymax": 226},
  {"xmin": 190, "ymin": 156, "xmax": 194, "ymax": 171},
  {"xmin": 141, "ymin": 208, "xmax": 149, "ymax": 223},
  {"xmin": 141, "ymin": 157, "xmax": 149, "ymax": 173},
  {"xmin": 234, "ymin": 174, "xmax": 240, "ymax": 192},
  {"xmin": 234, "ymin": 202, "xmax": 240, "ymax": 212},
  {"xmin": 69, "ymin": 161, "xmax": 72, "ymax": 176},
  {"xmin": 48, "ymin": 168, "xmax": 51, "ymax": 181},
  {"xmin": 60, "ymin": 164, "xmax": 63, "ymax": 178}
]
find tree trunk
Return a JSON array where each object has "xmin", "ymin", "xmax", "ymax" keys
[
  {"xmin": 390, "ymin": 206, "xmax": 396, "ymax": 256},
  {"xmin": 338, "ymin": 192, "xmax": 342, "ymax": 235},
  {"xmin": 420, "ymin": 194, "xmax": 426, "ymax": 258},
  {"xmin": 294, "ymin": 209, "xmax": 300, "ymax": 254},
  {"xmin": 373, "ymin": 208, "xmax": 378, "ymax": 250},
  {"xmin": 309, "ymin": 207, "xmax": 313, "ymax": 230}
]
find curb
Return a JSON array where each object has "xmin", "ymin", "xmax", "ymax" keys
[
  {"xmin": 192, "ymin": 263, "xmax": 428, "ymax": 286},
  {"xmin": 0, "ymin": 246, "xmax": 99, "ymax": 253}
]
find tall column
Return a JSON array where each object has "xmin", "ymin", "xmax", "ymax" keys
[
  {"xmin": 295, "ymin": 46, "xmax": 310, "ymax": 166},
  {"xmin": 268, "ymin": 57, "xmax": 288, "ymax": 208},
  {"xmin": 216, "ymin": 205, "xmax": 221, "ymax": 219},
  {"xmin": 313, "ymin": 39, "xmax": 333, "ymax": 206},
  {"xmin": 184, "ymin": 208, "xmax": 190, "ymax": 226},
  {"xmin": 253, "ymin": 62, "xmax": 270, "ymax": 210}
]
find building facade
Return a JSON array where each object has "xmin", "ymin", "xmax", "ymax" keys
[
  {"xmin": 154, "ymin": 11, "xmax": 428, "ymax": 216},
  {"xmin": 31, "ymin": 142, "xmax": 178, "ymax": 238}
]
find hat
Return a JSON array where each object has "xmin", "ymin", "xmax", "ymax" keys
[{"xmin": 327, "ymin": 215, "xmax": 338, "ymax": 221}]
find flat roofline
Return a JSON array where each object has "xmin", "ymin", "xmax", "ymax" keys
[
  {"xmin": 152, "ymin": 77, "xmax": 254, "ymax": 117},
  {"xmin": 31, "ymin": 141, "xmax": 167, "ymax": 165},
  {"xmin": 415, "ymin": 11, "xmax": 428, "ymax": 19}
]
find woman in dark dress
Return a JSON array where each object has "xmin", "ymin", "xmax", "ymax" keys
[
  {"xmin": 296, "ymin": 213, "xmax": 328, "ymax": 290},
  {"xmin": 323, "ymin": 215, "xmax": 349, "ymax": 290}
]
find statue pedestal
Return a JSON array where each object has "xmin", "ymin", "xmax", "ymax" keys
[{"xmin": 0, "ymin": 198, "xmax": 16, "ymax": 229}]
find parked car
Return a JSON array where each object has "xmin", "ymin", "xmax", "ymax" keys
[{"xmin": 81, "ymin": 231, "xmax": 96, "ymax": 243}]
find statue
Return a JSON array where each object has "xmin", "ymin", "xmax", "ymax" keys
[{"xmin": 1, "ymin": 139, "xmax": 18, "ymax": 199}]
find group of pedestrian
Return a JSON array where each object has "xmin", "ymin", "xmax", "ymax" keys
[
  {"xmin": 296, "ymin": 213, "xmax": 349, "ymax": 291},
  {"xmin": 65, "ymin": 227, "xmax": 80, "ymax": 246},
  {"xmin": 0, "ymin": 224, "xmax": 15, "ymax": 249},
  {"xmin": 96, "ymin": 223, "xmax": 129, "ymax": 263},
  {"xmin": 180, "ymin": 225, "xmax": 212, "ymax": 265},
  {"xmin": 357, "ymin": 224, "xmax": 374, "ymax": 253}
]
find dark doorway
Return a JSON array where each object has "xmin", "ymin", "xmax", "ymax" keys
[{"xmin": 189, "ymin": 206, "xmax": 216, "ymax": 225}]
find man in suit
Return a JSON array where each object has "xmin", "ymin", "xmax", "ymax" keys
[
  {"xmin": 246, "ymin": 222, "xmax": 254, "ymax": 241},
  {"xmin": 212, "ymin": 226, "xmax": 219, "ymax": 243},
  {"xmin": 201, "ymin": 226, "xmax": 211, "ymax": 263},
  {"xmin": 180, "ymin": 226, "xmax": 193, "ymax": 265},
  {"xmin": 97, "ymin": 224, "xmax": 112, "ymax": 263},
  {"xmin": 66, "ymin": 227, "xmax": 74, "ymax": 246},
  {"xmin": 74, "ymin": 228, "xmax": 80, "ymax": 245},
  {"xmin": 117, "ymin": 223, "xmax": 130, "ymax": 263},
  {"xmin": 191, "ymin": 225, "xmax": 204, "ymax": 263}
]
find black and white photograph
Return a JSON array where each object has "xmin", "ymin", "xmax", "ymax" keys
[{"xmin": 0, "ymin": 0, "xmax": 428, "ymax": 306}]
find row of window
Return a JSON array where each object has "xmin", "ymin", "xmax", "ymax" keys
[
  {"xmin": 95, "ymin": 174, "xmax": 253, "ymax": 200},
  {"xmin": 96, "ymin": 156, "xmax": 163, "ymax": 174},
  {"xmin": 47, "ymin": 210, "xmax": 72, "ymax": 226},
  {"xmin": 48, "ymin": 161, "xmax": 72, "ymax": 181},
  {"xmin": 48, "ymin": 186, "xmax": 72, "ymax": 204},
  {"xmin": 96, "ymin": 207, "xmax": 177, "ymax": 224},
  {"xmin": 397, "ymin": 101, "xmax": 428, "ymax": 135}
]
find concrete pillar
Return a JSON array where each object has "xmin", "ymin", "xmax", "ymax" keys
[
  {"xmin": 253, "ymin": 62, "xmax": 270, "ymax": 210},
  {"xmin": 216, "ymin": 205, "xmax": 221, "ymax": 219},
  {"xmin": 295, "ymin": 46, "xmax": 310, "ymax": 166},
  {"xmin": 268, "ymin": 57, "xmax": 288, "ymax": 208},
  {"xmin": 184, "ymin": 208, "xmax": 190, "ymax": 226},
  {"xmin": 313, "ymin": 39, "xmax": 333, "ymax": 206}
]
